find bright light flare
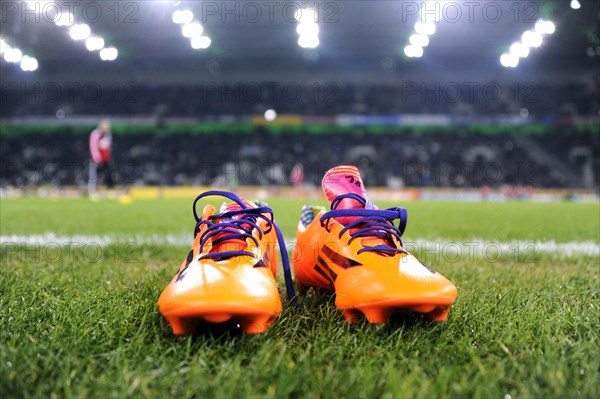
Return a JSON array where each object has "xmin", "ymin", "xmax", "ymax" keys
[
  {"xmin": 297, "ymin": 23, "xmax": 319, "ymax": 36},
  {"xmin": 20, "ymin": 55, "xmax": 38, "ymax": 71},
  {"xmin": 191, "ymin": 36, "xmax": 212, "ymax": 49},
  {"xmin": 99, "ymin": 47, "xmax": 118, "ymax": 61},
  {"xmin": 182, "ymin": 22, "xmax": 204, "ymax": 38},
  {"xmin": 172, "ymin": 9, "xmax": 194, "ymax": 24},
  {"xmin": 69, "ymin": 24, "xmax": 91, "ymax": 41},
  {"xmin": 500, "ymin": 53, "xmax": 519, "ymax": 68},
  {"xmin": 522, "ymin": 30, "xmax": 543, "ymax": 48},
  {"xmin": 404, "ymin": 44, "xmax": 424, "ymax": 58},
  {"xmin": 409, "ymin": 33, "xmax": 429, "ymax": 47},
  {"xmin": 570, "ymin": 0, "xmax": 581, "ymax": 10},
  {"xmin": 0, "ymin": 39, "xmax": 9, "ymax": 55},
  {"xmin": 510, "ymin": 42, "xmax": 530, "ymax": 58},
  {"xmin": 85, "ymin": 36, "xmax": 105, "ymax": 51},
  {"xmin": 296, "ymin": 8, "xmax": 319, "ymax": 48},
  {"xmin": 414, "ymin": 21, "xmax": 436, "ymax": 36},
  {"xmin": 535, "ymin": 20, "xmax": 556, "ymax": 35},
  {"xmin": 264, "ymin": 109, "xmax": 277, "ymax": 122},
  {"xmin": 295, "ymin": 8, "xmax": 317, "ymax": 23},
  {"xmin": 4, "ymin": 47, "xmax": 23, "ymax": 63},
  {"xmin": 298, "ymin": 36, "xmax": 319, "ymax": 48}
]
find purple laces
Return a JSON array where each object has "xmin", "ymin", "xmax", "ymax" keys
[
  {"xmin": 192, "ymin": 190, "xmax": 297, "ymax": 306},
  {"xmin": 320, "ymin": 193, "xmax": 409, "ymax": 256}
]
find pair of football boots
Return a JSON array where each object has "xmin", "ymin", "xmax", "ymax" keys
[{"xmin": 158, "ymin": 166, "xmax": 457, "ymax": 334}]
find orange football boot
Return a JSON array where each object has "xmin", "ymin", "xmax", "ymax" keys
[
  {"xmin": 158, "ymin": 190, "xmax": 296, "ymax": 334},
  {"xmin": 293, "ymin": 166, "xmax": 457, "ymax": 323}
]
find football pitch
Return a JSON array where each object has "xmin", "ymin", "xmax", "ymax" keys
[{"xmin": 1, "ymin": 197, "xmax": 598, "ymax": 398}]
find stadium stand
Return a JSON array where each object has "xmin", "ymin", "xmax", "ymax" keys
[
  {"xmin": 2, "ymin": 81, "xmax": 599, "ymax": 118},
  {"xmin": 1, "ymin": 126, "xmax": 597, "ymax": 189}
]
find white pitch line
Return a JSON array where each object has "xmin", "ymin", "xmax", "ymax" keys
[{"xmin": 1, "ymin": 233, "xmax": 598, "ymax": 256}]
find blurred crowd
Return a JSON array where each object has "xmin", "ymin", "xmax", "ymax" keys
[{"xmin": 1, "ymin": 127, "xmax": 597, "ymax": 189}]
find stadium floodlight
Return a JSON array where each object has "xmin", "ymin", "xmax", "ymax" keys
[
  {"xmin": 411, "ymin": 45, "xmax": 424, "ymax": 58},
  {"xmin": 499, "ymin": 19, "xmax": 554, "ymax": 67},
  {"xmin": 172, "ymin": 9, "xmax": 194, "ymax": 24},
  {"xmin": 295, "ymin": 8, "xmax": 317, "ymax": 23},
  {"xmin": 510, "ymin": 42, "xmax": 530, "ymax": 58},
  {"xmin": 570, "ymin": 0, "xmax": 581, "ymax": 9},
  {"xmin": 535, "ymin": 20, "xmax": 556, "ymax": 35},
  {"xmin": 414, "ymin": 21, "xmax": 436, "ymax": 36},
  {"xmin": 99, "ymin": 47, "xmax": 118, "ymax": 61},
  {"xmin": 85, "ymin": 36, "xmax": 105, "ymax": 51},
  {"xmin": 500, "ymin": 53, "xmax": 519, "ymax": 68},
  {"xmin": 297, "ymin": 23, "xmax": 319, "ymax": 37},
  {"xmin": 522, "ymin": 30, "xmax": 543, "ymax": 48},
  {"xmin": 0, "ymin": 38, "xmax": 8, "ymax": 55},
  {"xmin": 404, "ymin": 44, "xmax": 424, "ymax": 58},
  {"xmin": 182, "ymin": 22, "xmax": 203, "ymax": 38},
  {"xmin": 298, "ymin": 35, "xmax": 320, "ymax": 49},
  {"xmin": 191, "ymin": 36, "xmax": 211, "ymax": 49},
  {"xmin": 20, "ymin": 55, "xmax": 38, "ymax": 71},
  {"xmin": 4, "ymin": 47, "xmax": 23, "ymax": 63},
  {"xmin": 48, "ymin": 10, "xmax": 118, "ymax": 57},
  {"xmin": 54, "ymin": 12, "xmax": 74, "ymax": 26},
  {"xmin": 169, "ymin": 8, "xmax": 211, "ymax": 51},
  {"xmin": 264, "ymin": 109, "xmax": 277, "ymax": 122},
  {"xmin": 296, "ymin": 8, "xmax": 319, "ymax": 48},
  {"xmin": 409, "ymin": 33, "xmax": 429, "ymax": 47},
  {"xmin": 69, "ymin": 24, "xmax": 91, "ymax": 41}
]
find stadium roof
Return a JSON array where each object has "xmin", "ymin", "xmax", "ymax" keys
[{"xmin": 1, "ymin": 0, "xmax": 599, "ymax": 84}]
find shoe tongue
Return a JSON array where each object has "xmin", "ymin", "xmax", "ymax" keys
[
  {"xmin": 217, "ymin": 197, "xmax": 259, "ymax": 216},
  {"xmin": 322, "ymin": 166, "xmax": 391, "ymax": 249},
  {"xmin": 209, "ymin": 200, "xmax": 256, "ymax": 255},
  {"xmin": 322, "ymin": 166, "xmax": 376, "ymax": 225},
  {"xmin": 219, "ymin": 202, "xmax": 244, "ymax": 216}
]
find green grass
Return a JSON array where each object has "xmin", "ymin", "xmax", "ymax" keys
[
  {"xmin": 1, "ymin": 197, "xmax": 599, "ymax": 398},
  {"xmin": 2, "ymin": 198, "xmax": 598, "ymax": 242}
]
